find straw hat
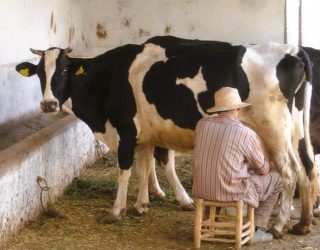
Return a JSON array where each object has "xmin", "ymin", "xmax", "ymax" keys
[{"xmin": 207, "ymin": 87, "xmax": 251, "ymax": 113}]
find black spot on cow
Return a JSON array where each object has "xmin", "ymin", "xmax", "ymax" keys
[
  {"xmin": 143, "ymin": 38, "xmax": 249, "ymax": 128},
  {"xmin": 143, "ymin": 58, "xmax": 202, "ymax": 129},
  {"xmin": 298, "ymin": 138, "xmax": 314, "ymax": 179},
  {"xmin": 276, "ymin": 54, "xmax": 305, "ymax": 112},
  {"xmin": 154, "ymin": 147, "xmax": 169, "ymax": 165}
]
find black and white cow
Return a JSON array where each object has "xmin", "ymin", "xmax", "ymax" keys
[
  {"xmin": 16, "ymin": 45, "xmax": 195, "ymax": 217},
  {"xmin": 16, "ymin": 37, "xmax": 318, "ymax": 237}
]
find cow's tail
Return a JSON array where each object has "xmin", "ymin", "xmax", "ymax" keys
[
  {"xmin": 299, "ymin": 48, "xmax": 314, "ymax": 176},
  {"xmin": 299, "ymin": 48, "xmax": 318, "ymax": 206}
]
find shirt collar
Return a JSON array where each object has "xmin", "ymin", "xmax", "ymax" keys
[{"xmin": 212, "ymin": 113, "xmax": 240, "ymax": 123}]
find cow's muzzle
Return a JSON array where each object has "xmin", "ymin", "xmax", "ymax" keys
[{"xmin": 40, "ymin": 100, "xmax": 59, "ymax": 113}]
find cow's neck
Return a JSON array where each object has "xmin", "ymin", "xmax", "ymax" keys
[{"xmin": 68, "ymin": 57, "xmax": 112, "ymax": 133}]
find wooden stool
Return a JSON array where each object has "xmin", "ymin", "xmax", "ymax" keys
[{"xmin": 194, "ymin": 199, "xmax": 255, "ymax": 250}]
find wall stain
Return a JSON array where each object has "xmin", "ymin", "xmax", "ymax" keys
[
  {"xmin": 122, "ymin": 18, "xmax": 130, "ymax": 27},
  {"xmin": 96, "ymin": 23, "xmax": 107, "ymax": 39},
  {"xmin": 50, "ymin": 12, "xmax": 54, "ymax": 29},
  {"xmin": 69, "ymin": 26, "xmax": 75, "ymax": 44},
  {"xmin": 139, "ymin": 28, "xmax": 150, "ymax": 37},
  {"xmin": 50, "ymin": 12, "xmax": 56, "ymax": 33},
  {"xmin": 165, "ymin": 25, "xmax": 171, "ymax": 34}
]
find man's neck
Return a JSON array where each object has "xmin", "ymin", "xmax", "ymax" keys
[{"xmin": 219, "ymin": 109, "xmax": 239, "ymax": 119}]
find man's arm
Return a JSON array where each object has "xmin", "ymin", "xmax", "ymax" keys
[{"xmin": 244, "ymin": 132, "xmax": 271, "ymax": 175}]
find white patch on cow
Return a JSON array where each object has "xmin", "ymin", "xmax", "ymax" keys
[
  {"xmin": 303, "ymin": 82, "xmax": 314, "ymax": 161},
  {"xmin": 240, "ymin": 43, "xmax": 293, "ymax": 152},
  {"xmin": 62, "ymin": 98, "xmax": 74, "ymax": 115},
  {"xmin": 176, "ymin": 66, "xmax": 208, "ymax": 116},
  {"xmin": 129, "ymin": 43, "xmax": 195, "ymax": 151},
  {"xmin": 94, "ymin": 121, "xmax": 119, "ymax": 153},
  {"xmin": 43, "ymin": 49, "xmax": 60, "ymax": 105},
  {"xmin": 289, "ymin": 104, "xmax": 304, "ymax": 171}
]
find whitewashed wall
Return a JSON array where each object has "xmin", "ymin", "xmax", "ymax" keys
[
  {"xmin": 301, "ymin": 0, "xmax": 320, "ymax": 49},
  {"xmin": 72, "ymin": 0, "xmax": 285, "ymax": 52}
]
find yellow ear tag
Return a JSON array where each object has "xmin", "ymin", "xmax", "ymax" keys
[
  {"xmin": 75, "ymin": 66, "xmax": 85, "ymax": 76},
  {"xmin": 19, "ymin": 68, "xmax": 29, "ymax": 76}
]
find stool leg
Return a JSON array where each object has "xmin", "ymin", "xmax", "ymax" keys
[
  {"xmin": 209, "ymin": 206, "xmax": 216, "ymax": 234},
  {"xmin": 235, "ymin": 200, "xmax": 243, "ymax": 250},
  {"xmin": 248, "ymin": 205, "xmax": 255, "ymax": 245},
  {"xmin": 194, "ymin": 199, "xmax": 204, "ymax": 249}
]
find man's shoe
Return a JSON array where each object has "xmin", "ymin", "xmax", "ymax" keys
[{"xmin": 252, "ymin": 229, "xmax": 273, "ymax": 243}]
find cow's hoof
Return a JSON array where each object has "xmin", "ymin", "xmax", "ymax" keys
[
  {"xmin": 96, "ymin": 213, "xmax": 120, "ymax": 224},
  {"xmin": 133, "ymin": 202, "xmax": 149, "ymax": 214},
  {"xmin": 180, "ymin": 203, "xmax": 195, "ymax": 211},
  {"xmin": 96, "ymin": 210, "xmax": 126, "ymax": 224},
  {"xmin": 267, "ymin": 227, "xmax": 283, "ymax": 239},
  {"xmin": 288, "ymin": 223, "xmax": 311, "ymax": 235},
  {"xmin": 127, "ymin": 207, "xmax": 145, "ymax": 216},
  {"xmin": 150, "ymin": 189, "xmax": 166, "ymax": 199}
]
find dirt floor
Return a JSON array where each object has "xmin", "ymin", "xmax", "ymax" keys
[{"xmin": 4, "ymin": 153, "xmax": 320, "ymax": 250}]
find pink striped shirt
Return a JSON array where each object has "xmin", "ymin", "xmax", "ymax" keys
[{"xmin": 192, "ymin": 114, "xmax": 270, "ymax": 208}]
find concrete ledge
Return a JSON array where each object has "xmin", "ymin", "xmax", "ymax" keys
[{"xmin": 0, "ymin": 115, "xmax": 99, "ymax": 247}]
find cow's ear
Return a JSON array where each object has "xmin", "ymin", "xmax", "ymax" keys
[
  {"xmin": 30, "ymin": 48, "xmax": 43, "ymax": 56},
  {"xmin": 63, "ymin": 47, "xmax": 72, "ymax": 55},
  {"xmin": 15, "ymin": 62, "xmax": 37, "ymax": 77}
]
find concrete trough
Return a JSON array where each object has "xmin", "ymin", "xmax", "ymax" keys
[{"xmin": 0, "ymin": 115, "xmax": 100, "ymax": 247}]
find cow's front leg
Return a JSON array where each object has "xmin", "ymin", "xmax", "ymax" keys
[
  {"xmin": 134, "ymin": 146, "xmax": 155, "ymax": 214},
  {"xmin": 155, "ymin": 148, "xmax": 194, "ymax": 210},
  {"xmin": 290, "ymin": 167, "xmax": 318, "ymax": 235},
  {"xmin": 98, "ymin": 130, "xmax": 136, "ymax": 224}
]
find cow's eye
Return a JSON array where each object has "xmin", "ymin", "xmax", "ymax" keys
[{"xmin": 61, "ymin": 69, "xmax": 68, "ymax": 76}]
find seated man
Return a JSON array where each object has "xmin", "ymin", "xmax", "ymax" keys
[{"xmin": 192, "ymin": 87, "xmax": 283, "ymax": 243}]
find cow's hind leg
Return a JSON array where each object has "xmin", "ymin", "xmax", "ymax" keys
[
  {"xmin": 290, "ymin": 167, "xmax": 318, "ymax": 235},
  {"xmin": 272, "ymin": 153, "xmax": 296, "ymax": 238},
  {"xmin": 154, "ymin": 148, "xmax": 194, "ymax": 210},
  {"xmin": 133, "ymin": 146, "xmax": 155, "ymax": 214},
  {"xmin": 149, "ymin": 163, "xmax": 166, "ymax": 199}
]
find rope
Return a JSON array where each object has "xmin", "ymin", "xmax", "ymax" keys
[{"xmin": 36, "ymin": 176, "xmax": 65, "ymax": 218}]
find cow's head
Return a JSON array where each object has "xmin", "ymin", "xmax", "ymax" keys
[{"xmin": 16, "ymin": 47, "xmax": 72, "ymax": 113}]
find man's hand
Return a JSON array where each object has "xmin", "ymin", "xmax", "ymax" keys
[{"xmin": 269, "ymin": 160, "xmax": 276, "ymax": 171}]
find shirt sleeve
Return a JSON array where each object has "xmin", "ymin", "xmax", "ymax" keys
[{"xmin": 243, "ymin": 132, "xmax": 270, "ymax": 175}]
